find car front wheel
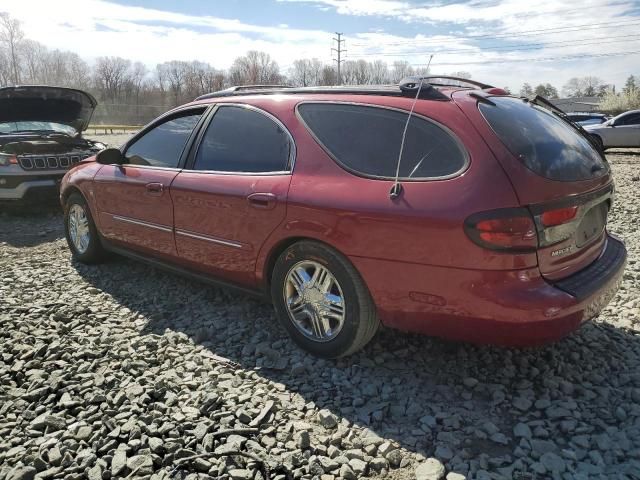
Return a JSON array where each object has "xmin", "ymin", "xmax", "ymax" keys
[
  {"xmin": 271, "ymin": 240, "xmax": 379, "ymax": 358},
  {"xmin": 64, "ymin": 192, "xmax": 105, "ymax": 264}
]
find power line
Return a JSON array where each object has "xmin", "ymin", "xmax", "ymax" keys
[
  {"xmin": 332, "ymin": 32, "xmax": 346, "ymax": 85},
  {"xmin": 348, "ymin": 33, "xmax": 640, "ymax": 58},
  {"xmin": 411, "ymin": 49, "xmax": 640, "ymax": 66},
  {"xmin": 410, "ymin": 2, "xmax": 632, "ymax": 23},
  {"xmin": 350, "ymin": 19, "xmax": 640, "ymax": 47}
]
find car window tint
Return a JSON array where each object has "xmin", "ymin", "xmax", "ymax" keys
[
  {"xmin": 125, "ymin": 111, "xmax": 202, "ymax": 168},
  {"xmin": 297, "ymin": 103, "xmax": 467, "ymax": 179},
  {"xmin": 619, "ymin": 113, "xmax": 640, "ymax": 125},
  {"xmin": 480, "ymin": 97, "xmax": 607, "ymax": 182},
  {"xmin": 193, "ymin": 106, "xmax": 291, "ymax": 172}
]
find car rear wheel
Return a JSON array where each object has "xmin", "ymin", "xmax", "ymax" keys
[
  {"xmin": 271, "ymin": 240, "xmax": 379, "ymax": 358},
  {"xmin": 64, "ymin": 192, "xmax": 105, "ymax": 264}
]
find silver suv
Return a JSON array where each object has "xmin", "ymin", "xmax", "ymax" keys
[{"xmin": 0, "ymin": 86, "xmax": 104, "ymax": 204}]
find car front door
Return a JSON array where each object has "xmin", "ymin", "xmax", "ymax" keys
[
  {"xmin": 93, "ymin": 107, "xmax": 207, "ymax": 258},
  {"xmin": 171, "ymin": 104, "xmax": 294, "ymax": 289},
  {"xmin": 613, "ymin": 112, "xmax": 640, "ymax": 147}
]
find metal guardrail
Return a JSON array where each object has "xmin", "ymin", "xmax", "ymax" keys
[{"xmin": 87, "ymin": 125, "xmax": 142, "ymax": 135}]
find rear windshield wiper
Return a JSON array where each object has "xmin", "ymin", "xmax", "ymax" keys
[{"xmin": 528, "ymin": 95, "xmax": 604, "ymax": 155}]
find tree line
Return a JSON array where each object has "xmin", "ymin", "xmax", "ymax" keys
[{"xmin": 2, "ymin": 11, "xmax": 639, "ymax": 123}]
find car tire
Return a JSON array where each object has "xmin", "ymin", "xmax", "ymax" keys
[
  {"xmin": 64, "ymin": 192, "xmax": 106, "ymax": 264},
  {"xmin": 271, "ymin": 240, "xmax": 379, "ymax": 358}
]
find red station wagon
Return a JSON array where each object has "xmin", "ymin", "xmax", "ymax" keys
[{"xmin": 61, "ymin": 77, "xmax": 627, "ymax": 358}]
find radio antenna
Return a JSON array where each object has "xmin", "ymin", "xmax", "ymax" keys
[{"xmin": 390, "ymin": 55, "xmax": 433, "ymax": 199}]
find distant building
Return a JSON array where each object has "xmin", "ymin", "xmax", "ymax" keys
[{"xmin": 552, "ymin": 97, "xmax": 601, "ymax": 113}]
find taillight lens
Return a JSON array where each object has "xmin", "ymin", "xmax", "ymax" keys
[
  {"xmin": 465, "ymin": 208, "xmax": 538, "ymax": 252},
  {"xmin": 540, "ymin": 206, "xmax": 578, "ymax": 227}
]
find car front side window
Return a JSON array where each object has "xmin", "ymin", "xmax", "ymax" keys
[
  {"xmin": 192, "ymin": 106, "xmax": 291, "ymax": 173},
  {"xmin": 125, "ymin": 110, "xmax": 203, "ymax": 168},
  {"xmin": 619, "ymin": 113, "xmax": 640, "ymax": 126}
]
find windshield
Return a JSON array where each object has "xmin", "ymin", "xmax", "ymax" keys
[
  {"xmin": 0, "ymin": 121, "xmax": 77, "ymax": 136},
  {"xmin": 480, "ymin": 96, "xmax": 608, "ymax": 182}
]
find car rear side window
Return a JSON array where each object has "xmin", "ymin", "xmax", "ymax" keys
[
  {"xmin": 297, "ymin": 103, "xmax": 467, "ymax": 179},
  {"xmin": 193, "ymin": 106, "xmax": 291, "ymax": 172},
  {"xmin": 479, "ymin": 97, "xmax": 607, "ymax": 181},
  {"xmin": 125, "ymin": 110, "xmax": 203, "ymax": 168}
]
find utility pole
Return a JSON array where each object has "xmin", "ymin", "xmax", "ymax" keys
[{"xmin": 332, "ymin": 32, "xmax": 346, "ymax": 85}]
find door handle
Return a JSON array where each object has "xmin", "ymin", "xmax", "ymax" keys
[
  {"xmin": 247, "ymin": 192, "xmax": 277, "ymax": 210},
  {"xmin": 145, "ymin": 182, "xmax": 164, "ymax": 196}
]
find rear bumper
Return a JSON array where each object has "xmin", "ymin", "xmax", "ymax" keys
[{"xmin": 351, "ymin": 234, "xmax": 626, "ymax": 347}]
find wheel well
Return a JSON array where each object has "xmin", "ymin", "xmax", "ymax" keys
[
  {"xmin": 61, "ymin": 185, "xmax": 82, "ymax": 204},
  {"xmin": 263, "ymin": 237, "xmax": 307, "ymax": 291},
  {"xmin": 262, "ymin": 237, "xmax": 354, "ymax": 291}
]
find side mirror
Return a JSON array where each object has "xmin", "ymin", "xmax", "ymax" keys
[{"xmin": 96, "ymin": 148, "xmax": 125, "ymax": 165}]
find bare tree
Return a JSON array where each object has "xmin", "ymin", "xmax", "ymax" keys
[
  {"xmin": 94, "ymin": 56, "xmax": 132, "ymax": 102},
  {"xmin": 0, "ymin": 47, "xmax": 10, "ymax": 85},
  {"xmin": 129, "ymin": 62, "xmax": 148, "ymax": 121},
  {"xmin": 229, "ymin": 51, "xmax": 281, "ymax": 85},
  {"xmin": 289, "ymin": 59, "xmax": 312, "ymax": 87},
  {"xmin": 320, "ymin": 65, "xmax": 338, "ymax": 86},
  {"xmin": 534, "ymin": 83, "xmax": 558, "ymax": 98},
  {"xmin": 562, "ymin": 77, "xmax": 582, "ymax": 97},
  {"xmin": 20, "ymin": 39, "xmax": 47, "ymax": 83},
  {"xmin": 341, "ymin": 60, "xmax": 370, "ymax": 85},
  {"xmin": 519, "ymin": 83, "xmax": 534, "ymax": 97},
  {"xmin": 562, "ymin": 77, "xmax": 605, "ymax": 98},
  {"xmin": 0, "ymin": 12, "xmax": 24, "ymax": 84},
  {"xmin": 581, "ymin": 76, "xmax": 605, "ymax": 97},
  {"xmin": 391, "ymin": 61, "xmax": 414, "ymax": 83},
  {"xmin": 289, "ymin": 58, "xmax": 324, "ymax": 87},
  {"xmin": 448, "ymin": 71, "xmax": 471, "ymax": 79},
  {"xmin": 159, "ymin": 60, "xmax": 189, "ymax": 105},
  {"xmin": 368, "ymin": 60, "xmax": 389, "ymax": 84}
]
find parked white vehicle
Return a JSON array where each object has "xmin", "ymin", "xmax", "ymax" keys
[{"xmin": 584, "ymin": 110, "xmax": 640, "ymax": 149}]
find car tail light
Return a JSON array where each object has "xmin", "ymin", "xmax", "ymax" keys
[
  {"xmin": 0, "ymin": 153, "xmax": 17, "ymax": 166},
  {"xmin": 540, "ymin": 206, "xmax": 578, "ymax": 227},
  {"xmin": 464, "ymin": 208, "xmax": 538, "ymax": 252}
]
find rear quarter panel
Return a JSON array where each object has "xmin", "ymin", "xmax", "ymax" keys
[{"xmin": 252, "ymin": 94, "xmax": 536, "ymax": 285}]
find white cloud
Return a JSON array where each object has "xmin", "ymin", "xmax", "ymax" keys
[{"xmin": 0, "ymin": 0, "xmax": 334, "ymax": 68}]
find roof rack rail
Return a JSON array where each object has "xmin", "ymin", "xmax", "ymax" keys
[
  {"xmin": 194, "ymin": 84, "xmax": 450, "ymax": 101},
  {"xmin": 409, "ymin": 76, "xmax": 494, "ymax": 89},
  {"xmin": 196, "ymin": 85, "xmax": 292, "ymax": 100}
]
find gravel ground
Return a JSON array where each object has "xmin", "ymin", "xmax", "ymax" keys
[{"xmin": 1, "ymin": 149, "xmax": 639, "ymax": 480}]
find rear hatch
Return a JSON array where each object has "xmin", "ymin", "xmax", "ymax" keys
[{"xmin": 466, "ymin": 93, "xmax": 613, "ymax": 280}]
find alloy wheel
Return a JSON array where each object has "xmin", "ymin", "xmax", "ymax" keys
[
  {"xmin": 283, "ymin": 260, "xmax": 346, "ymax": 342},
  {"xmin": 68, "ymin": 204, "xmax": 91, "ymax": 254}
]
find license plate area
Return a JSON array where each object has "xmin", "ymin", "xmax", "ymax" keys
[{"xmin": 576, "ymin": 201, "xmax": 607, "ymax": 248}]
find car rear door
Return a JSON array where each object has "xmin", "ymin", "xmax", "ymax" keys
[
  {"xmin": 170, "ymin": 104, "xmax": 294, "ymax": 289},
  {"xmin": 93, "ymin": 106, "xmax": 207, "ymax": 258}
]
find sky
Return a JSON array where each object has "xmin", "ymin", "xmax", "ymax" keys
[{"xmin": 1, "ymin": 0, "xmax": 640, "ymax": 92}]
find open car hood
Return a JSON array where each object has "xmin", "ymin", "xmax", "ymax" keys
[{"xmin": 0, "ymin": 86, "xmax": 97, "ymax": 133}]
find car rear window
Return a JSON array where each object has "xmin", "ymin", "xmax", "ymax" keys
[
  {"xmin": 297, "ymin": 103, "xmax": 467, "ymax": 179},
  {"xmin": 479, "ymin": 97, "xmax": 608, "ymax": 181}
]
